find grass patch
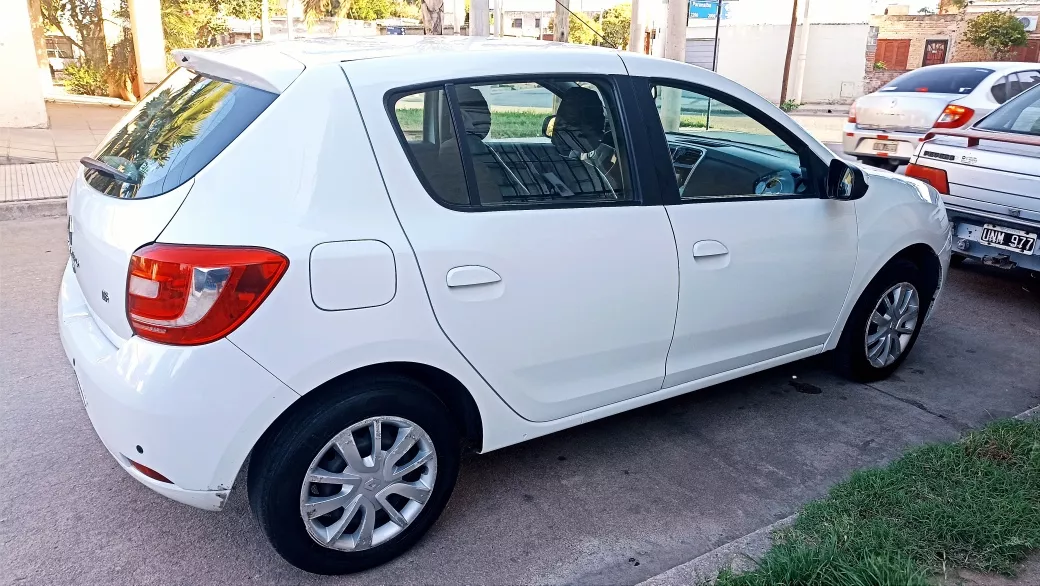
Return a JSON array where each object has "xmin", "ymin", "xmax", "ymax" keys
[{"xmin": 715, "ymin": 419, "xmax": 1040, "ymax": 585}]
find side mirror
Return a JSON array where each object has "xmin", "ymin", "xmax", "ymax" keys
[
  {"xmin": 542, "ymin": 115, "xmax": 556, "ymax": 138},
  {"xmin": 827, "ymin": 159, "xmax": 868, "ymax": 200}
]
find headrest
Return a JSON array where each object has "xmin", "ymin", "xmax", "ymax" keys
[
  {"xmin": 552, "ymin": 86, "xmax": 605, "ymax": 154},
  {"xmin": 455, "ymin": 86, "xmax": 492, "ymax": 140}
]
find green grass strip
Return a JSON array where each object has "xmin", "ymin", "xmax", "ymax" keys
[{"xmin": 715, "ymin": 419, "xmax": 1040, "ymax": 585}]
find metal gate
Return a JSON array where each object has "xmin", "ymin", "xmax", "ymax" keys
[{"xmin": 685, "ymin": 38, "xmax": 717, "ymax": 70}]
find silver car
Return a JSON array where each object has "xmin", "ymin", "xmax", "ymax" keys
[
  {"xmin": 906, "ymin": 84, "xmax": 1040, "ymax": 272},
  {"xmin": 845, "ymin": 62, "xmax": 1040, "ymax": 170}
]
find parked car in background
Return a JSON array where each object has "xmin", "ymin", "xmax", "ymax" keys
[
  {"xmin": 845, "ymin": 63, "xmax": 1040, "ymax": 170},
  {"xmin": 47, "ymin": 48, "xmax": 77, "ymax": 75},
  {"xmin": 59, "ymin": 37, "xmax": 951, "ymax": 575},
  {"xmin": 907, "ymin": 84, "xmax": 1040, "ymax": 272}
]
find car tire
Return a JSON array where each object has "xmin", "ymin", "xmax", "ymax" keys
[
  {"xmin": 248, "ymin": 375, "xmax": 461, "ymax": 575},
  {"xmin": 834, "ymin": 259, "xmax": 936, "ymax": 383}
]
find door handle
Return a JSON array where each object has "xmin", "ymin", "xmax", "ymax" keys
[
  {"xmin": 446, "ymin": 265, "xmax": 502, "ymax": 288},
  {"xmin": 693, "ymin": 240, "xmax": 729, "ymax": 258}
]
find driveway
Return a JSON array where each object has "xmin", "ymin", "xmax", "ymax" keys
[{"xmin": 1, "ymin": 217, "xmax": 1037, "ymax": 585}]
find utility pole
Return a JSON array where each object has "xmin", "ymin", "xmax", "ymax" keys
[
  {"xmin": 779, "ymin": 0, "xmax": 799, "ymax": 104},
  {"xmin": 261, "ymin": 0, "xmax": 270, "ymax": 41},
  {"xmin": 628, "ymin": 0, "xmax": 643, "ymax": 52},
  {"xmin": 790, "ymin": 0, "xmax": 811, "ymax": 103},
  {"xmin": 494, "ymin": 0, "xmax": 504, "ymax": 36},
  {"xmin": 663, "ymin": 0, "xmax": 686, "ymax": 61},
  {"xmin": 711, "ymin": 0, "xmax": 722, "ymax": 71},
  {"xmin": 286, "ymin": 0, "xmax": 293, "ymax": 39},
  {"xmin": 554, "ymin": 0, "xmax": 569, "ymax": 43},
  {"xmin": 470, "ymin": 0, "xmax": 489, "ymax": 35}
]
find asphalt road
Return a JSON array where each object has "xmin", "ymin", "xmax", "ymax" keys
[{"xmin": 2, "ymin": 217, "xmax": 1038, "ymax": 586}]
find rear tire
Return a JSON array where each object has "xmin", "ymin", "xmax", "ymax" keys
[
  {"xmin": 248, "ymin": 375, "xmax": 461, "ymax": 575},
  {"xmin": 834, "ymin": 259, "xmax": 936, "ymax": 382}
]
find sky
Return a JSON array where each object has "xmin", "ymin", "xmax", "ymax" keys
[{"xmin": 871, "ymin": 0, "xmax": 942, "ymax": 14}]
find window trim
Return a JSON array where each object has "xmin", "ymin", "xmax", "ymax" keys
[
  {"xmin": 383, "ymin": 74, "xmax": 656, "ymax": 212},
  {"xmin": 633, "ymin": 76, "xmax": 828, "ymax": 206}
]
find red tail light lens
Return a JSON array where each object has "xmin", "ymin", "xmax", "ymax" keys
[
  {"xmin": 933, "ymin": 104, "xmax": 975, "ymax": 129},
  {"xmin": 905, "ymin": 163, "xmax": 949, "ymax": 194},
  {"xmin": 127, "ymin": 244, "xmax": 288, "ymax": 346},
  {"xmin": 848, "ymin": 102, "xmax": 857, "ymax": 124},
  {"xmin": 128, "ymin": 459, "xmax": 173, "ymax": 483}
]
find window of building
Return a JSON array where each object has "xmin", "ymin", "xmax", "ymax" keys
[
  {"xmin": 534, "ymin": 17, "xmax": 541, "ymax": 27},
  {"xmin": 874, "ymin": 39, "xmax": 911, "ymax": 71},
  {"xmin": 512, "ymin": 17, "xmax": 523, "ymax": 28}
]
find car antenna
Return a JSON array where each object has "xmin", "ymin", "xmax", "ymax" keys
[{"xmin": 551, "ymin": 0, "xmax": 618, "ymax": 49}]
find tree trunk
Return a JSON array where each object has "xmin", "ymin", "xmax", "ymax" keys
[
  {"xmin": 83, "ymin": 0, "xmax": 109, "ymax": 69},
  {"xmin": 422, "ymin": 0, "xmax": 444, "ymax": 34},
  {"xmin": 27, "ymin": 0, "xmax": 50, "ymax": 76}
]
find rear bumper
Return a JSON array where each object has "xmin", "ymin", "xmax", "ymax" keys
[
  {"xmin": 946, "ymin": 206, "xmax": 1040, "ymax": 271},
  {"xmin": 58, "ymin": 261, "xmax": 299, "ymax": 510},
  {"xmin": 842, "ymin": 123, "xmax": 923, "ymax": 162}
]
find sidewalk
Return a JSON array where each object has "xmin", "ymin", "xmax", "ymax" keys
[{"xmin": 0, "ymin": 102, "xmax": 127, "ymax": 165}]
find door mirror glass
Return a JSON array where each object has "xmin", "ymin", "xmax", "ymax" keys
[
  {"xmin": 827, "ymin": 159, "xmax": 867, "ymax": 200},
  {"xmin": 542, "ymin": 115, "xmax": 556, "ymax": 138}
]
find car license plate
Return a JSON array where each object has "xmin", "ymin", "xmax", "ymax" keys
[
  {"xmin": 873, "ymin": 141, "xmax": 899, "ymax": 153},
  {"xmin": 979, "ymin": 224, "xmax": 1037, "ymax": 254}
]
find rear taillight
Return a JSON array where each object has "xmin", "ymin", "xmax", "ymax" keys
[
  {"xmin": 848, "ymin": 102, "xmax": 857, "ymax": 124},
  {"xmin": 127, "ymin": 244, "xmax": 288, "ymax": 346},
  {"xmin": 905, "ymin": 163, "xmax": 949, "ymax": 194},
  {"xmin": 933, "ymin": 104, "xmax": 975, "ymax": 129}
]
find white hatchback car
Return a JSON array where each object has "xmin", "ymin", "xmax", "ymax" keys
[{"xmin": 59, "ymin": 37, "xmax": 952, "ymax": 574}]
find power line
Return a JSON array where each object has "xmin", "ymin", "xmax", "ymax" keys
[{"xmin": 552, "ymin": 0, "xmax": 618, "ymax": 49}]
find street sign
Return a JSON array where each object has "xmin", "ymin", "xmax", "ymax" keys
[{"xmin": 689, "ymin": 0, "xmax": 734, "ymax": 20}]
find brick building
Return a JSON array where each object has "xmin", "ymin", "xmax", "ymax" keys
[{"xmin": 863, "ymin": 3, "xmax": 1040, "ymax": 92}]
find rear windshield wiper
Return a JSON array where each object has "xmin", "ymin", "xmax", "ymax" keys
[{"xmin": 80, "ymin": 156, "xmax": 136, "ymax": 184}]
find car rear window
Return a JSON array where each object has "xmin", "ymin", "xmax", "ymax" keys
[
  {"xmin": 976, "ymin": 85, "xmax": 1040, "ymax": 137},
  {"xmin": 879, "ymin": 67, "xmax": 993, "ymax": 95},
  {"xmin": 85, "ymin": 68, "xmax": 277, "ymax": 199}
]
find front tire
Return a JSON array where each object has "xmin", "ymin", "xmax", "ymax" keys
[
  {"xmin": 835, "ymin": 259, "xmax": 936, "ymax": 382},
  {"xmin": 248, "ymin": 375, "xmax": 461, "ymax": 575}
]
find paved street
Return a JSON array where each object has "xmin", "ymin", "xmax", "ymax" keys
[{"xmin": 1, "ymin": 216, "xmax": 1037, "ymax": 585}]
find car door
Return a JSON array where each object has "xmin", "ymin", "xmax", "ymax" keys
[
  {"xmin": 622, "ymin": 60, "xmax": 858, "ymax": 388},
  {"xmin": 371, "ymin": 75, "xmax": 679, "ymax": 423}
]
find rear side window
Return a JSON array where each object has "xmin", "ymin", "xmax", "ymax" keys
[
  {"xmin": 880, "ymin": 67, "xmax": 993, "ymax": 94},
  {"xmin": 977, "ymin": 86, "xmax": 1040, "ymax": 137},
  {"xmin": 86, "ymin": 68, "xmax": 277, "ymax": 199}
]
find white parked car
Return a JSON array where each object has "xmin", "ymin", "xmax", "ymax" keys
[
  {"xmin": 59, "ymin": 37, "xmax": 952, "ymax": 575},
  {"xmin": 845, "ymin": 63, "xmax": 1040, "ymax": 170},
  {"xmin": 907, "ymin": 84, "xmax": 1040, "ymax": 272}
]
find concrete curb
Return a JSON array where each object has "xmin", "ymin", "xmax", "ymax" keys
[
  {"xmin": 637, "ymin": 515, "xmax": 798, "ymax": 586},
  {"xmin": 0, "ymin": 199, "xmax": 67, "ymax": 222},
  {"xmin": 45, "ymin": 95, "xmax": 133, "ymax": 108},
  {"xmin": 639, "ymin": 404, "xmax": 1040, "ymax": 586}
]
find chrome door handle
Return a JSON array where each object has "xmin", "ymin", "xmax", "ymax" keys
[
  {"xmin": 446, "ymin": 265, "xmax": 502, "ymax": 288},
  {"xmin": 693, "ymin": 240, "xmax": 729, "ymax": 258}
]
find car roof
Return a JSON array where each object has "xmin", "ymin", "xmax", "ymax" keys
[
  {"xmin": 174, "ymin": 37, "xmax": 618, "ymax": 93},
  {"xmin": 919, "ymin": 61, "xmax": 1039, "ymax": 72}
]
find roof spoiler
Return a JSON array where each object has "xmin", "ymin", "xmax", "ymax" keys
[
  {"xmin": 923, "ymin": 128, "xmax": 1040, "ymax": 148},
  {"xmin": 172, "ymin": 46, "xmax": 305, "ymax": 94}
]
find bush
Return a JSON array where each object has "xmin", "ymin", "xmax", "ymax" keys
[
  {"xmin": 780, "ymin": 99, "xmax": 800, "ymax": 113},
  {"xmin": 63, "ymin": 63, "xmax": 108, "ymax": 96},
  {"xmin": 964, "ymin": 10, "xmax": 1028, "ymax": 58},
  {"xmin": 873, "ymin": 60, "xmax": 887, "ymax": 71}
]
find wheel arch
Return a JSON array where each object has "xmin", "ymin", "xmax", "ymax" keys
[
  {"xmin": 827, "ymin": 241, "xmax": 943, "ymax": 351},
  {"xmin": 254, "ymin": 361, "xmax": 485, "ymax": 461}
]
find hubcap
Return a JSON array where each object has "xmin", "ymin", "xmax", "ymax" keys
[
  {"xmin": 299, "ymin": 416, "xmax": 437, "ymax": 552},
  {"xmin": 864, "ymin": 282, "xmax": 920, "ymax": 368}
]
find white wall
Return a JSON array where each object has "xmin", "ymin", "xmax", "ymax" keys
[
  {"xmin": 718, "ymin": 0, "xmax": 871, "ymax": 25},
  {"xmin": 1, "ymin": 0, "xmax": 49, "ymax": 127},
  {"xmin": 686, "ymin": 23, "xmax": 868, "ymax": 103}
]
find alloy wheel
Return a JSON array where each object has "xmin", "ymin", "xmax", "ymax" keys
[
  {"xmin": 299, "ymin": 416, "xmax": 437, "ymax": 552},
  {"xmin": 864, "ymin": 282, "xmax": 920, "ymax": 368}
]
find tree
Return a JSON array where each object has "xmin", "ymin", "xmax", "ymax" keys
[
  {"xmin": 549, "ymin": 10, "xmax": 601, "ymax": 45},
  {"xmin": 40, "ymin": 0, "xmax": 108, "ymax": 68},
  {"xmin": 964, "ymin": 10, "xmax": 1028, "ymax": 58},
  {"xmin": 600, "ymin": 3, "xmax": 629, "ymax": 49}
]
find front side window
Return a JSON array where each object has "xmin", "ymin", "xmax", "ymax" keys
[
  {"xmin": 86, "ymin": 68, "xmax": 277, "ymax": 199},
  {"xmin": 650, "ymin": 83, "xmax": 813, "ymax": 201},
  {"xmin": 977, "ymin": 85, "xmax": 1040, "ymax": 137},
  {"xmin": 390, "ymin": 78, "xmax": 633, "ymax": 208}
]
